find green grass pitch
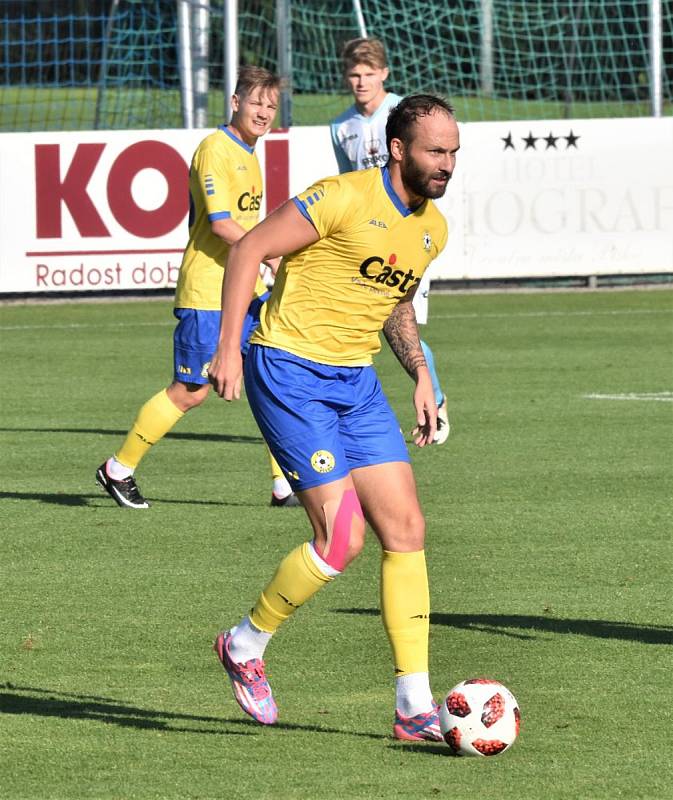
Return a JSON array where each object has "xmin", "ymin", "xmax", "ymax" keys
[
  {"xmin": 1, "ymin": 288, "xmax": 672, "ymax": 799},
  {"xmin": 1, "ymin": 86, "xmax": 669, "ymax": 131}
]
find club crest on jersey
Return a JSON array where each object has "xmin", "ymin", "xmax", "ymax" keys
[
  {"xmin": 366, "ymin": 138, "xmax": 381, "ymax": 156},
  {"xmin": 358, "ymin": 253, "xmax": 420, "ymax": 294},
  {"xmin": 423, "ymin": 231, "xmax": 432, "ymax": 252},
  {"xmin": 310, "ymin": 450, "xmax": 335, "ymax": 474}
]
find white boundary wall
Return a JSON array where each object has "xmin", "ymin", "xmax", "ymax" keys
[{"xmin": 0, "ymin": 117, "xmax": 671, "ymax": 294}]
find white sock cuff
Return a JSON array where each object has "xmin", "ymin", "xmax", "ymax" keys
[
  {"xmin": 107, "ymin": 456, "xmax": 134, "ymax": 481},
  {"xmin": 272, "ymin": 477, "xmax": 293, "ymax": 498},
  {"xmin": 395, "ymin": 672, "xmax": 434, "ymax": 717},
  {"xmin": 307, "ymin": 541, "xmax": 341, "ymax": 578},
  {"xmin": 229, "ymin": 616, "xmax": 272, "ymax": 663}
]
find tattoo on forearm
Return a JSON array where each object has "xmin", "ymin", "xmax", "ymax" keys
[{"xmin": 383, "ymin": 302, "xmax": 427, "ymax": 379}]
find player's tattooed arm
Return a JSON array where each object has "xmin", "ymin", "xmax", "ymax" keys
[{"xmin": 383, "ymin": 301, "xmax": 427, "ymax": 380}]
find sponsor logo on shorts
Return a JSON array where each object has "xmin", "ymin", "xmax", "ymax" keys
[
  {"xmin": 310, "ymin": 450, "xmax": 335, "ymax": 474},
  {"xmin": 178, "ymin": 364, "xmax": 192, "ymax": 375},
  {"xmin": 200, "ymin": 361, "xmax": 211, "ymax": 378}
]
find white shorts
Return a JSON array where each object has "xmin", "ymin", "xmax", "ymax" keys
[{"xmin": 412, "ymin": 271, "xmax": 431, "ymax": 325}]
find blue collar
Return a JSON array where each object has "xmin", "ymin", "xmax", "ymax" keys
[
  {"xmin": 218, "ymin": 125, "xmax": 255, "ymax": 154},
  {"xmin": 381, "ymin": 166, "xmax": 424, "ymax": 217}
]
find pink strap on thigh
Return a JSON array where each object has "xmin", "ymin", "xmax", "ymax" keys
[{"xmin": 317, "ymin": 488, "xmax": 364, "ymax": 572}]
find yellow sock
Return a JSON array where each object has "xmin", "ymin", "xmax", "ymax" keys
[
  {"xmin": 267, "ymin": 446, "xmax": 284, "ymax": 481},
  {"xmin": 381, "ymin": 550, "xmax": 430, "ymax": 676},
  {"xmin": 250, "ymin": 543, "xmax": 332, "ymax": 633},
  {"xmin": 115, "ymin": 389, "xmax": 184, "ymax": 469}
]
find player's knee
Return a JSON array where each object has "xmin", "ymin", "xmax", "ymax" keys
[
  {"xmin": 386, "ymin": 507, "xmax": 426, "ymax": 552},
  {"xmin": 344, "ymin": 516, "xmax": 367, "ymax": 563},
  {"xmin": 319, "ymin": 488, "xmax": 366, "ymax": 572},
  {"xmin": 167, "ymin": 381, "xmax": 209, "ymax": 411}
]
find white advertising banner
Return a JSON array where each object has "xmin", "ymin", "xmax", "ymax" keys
[
  {"xmin": 447, "ymin": 117, "xmax": 673, "ymax": 280},
  {"xmin": 290, "ymin": 117, "xmax": 673, "ymax": 281},
  {"xmin": 0, "ymin": 117, "xmax": 671, "ymax": 294},
  {"xmin": 0, "ymin": 128, "xmax": 287, "ymax": 294}
]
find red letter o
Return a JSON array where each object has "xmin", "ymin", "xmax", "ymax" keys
[{"xmin": 107, "ymin": 141, "xmax": 188, "ymax": 237}]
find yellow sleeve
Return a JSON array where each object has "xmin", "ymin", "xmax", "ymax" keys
[
  {"xmin": 293, "ymin": 175, "xmax": 355, "ymax": 239},
  {"xmin": 192, "ymin": 142, "xmax": 236, "ymax": 223}
]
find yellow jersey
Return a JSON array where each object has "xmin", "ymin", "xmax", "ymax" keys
[
  {"xmin": 251, "ymin": 167, "xmax": 448, "ymax": 366},
  {"xmin": 175, "ymin": 126, "xmax": 267, "ymax": 310}
]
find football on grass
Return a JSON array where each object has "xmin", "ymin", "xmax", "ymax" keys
[{"xmin": 439, "ymin": 679, "xmax": 520, "ymax": 756}]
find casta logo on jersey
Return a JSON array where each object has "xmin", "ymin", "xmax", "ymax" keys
[
  {"xmin": 358, "ymin": 253, "xmax": 420, "ymax": 293},
  {"xmin": 237, "ymin": 186, "xmax": 262, "ymax": 211}
]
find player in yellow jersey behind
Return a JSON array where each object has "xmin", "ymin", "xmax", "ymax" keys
[
  {"xmin": 96, "ymin": 66, "xmax": 299, "ymax": 509},
  {"xmin": 209, "ymin": 95, "xmax": 460, "ymax": 739}
]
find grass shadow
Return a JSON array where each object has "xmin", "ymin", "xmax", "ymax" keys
[
  {"xmin": 0, "ymin": 684, "xmax": 250, "ymax": 736},
  {"xmin": 0, "ymin": 426, "xmax": 263, "ymax": 445},
  {"xmin": 0, "ymin": 490, "xmax": 262, "ymax": 508},
  {"xmin": 0, "ymin": 684, "xmax": 387, "ymax": 741},
  {"xmin": 334, "ymin": 609, "xmax": 673, "ymax": 645}
]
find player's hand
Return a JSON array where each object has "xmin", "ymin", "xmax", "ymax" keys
[
  {"xmin": 208, "ymin": 346, "xmax": 243, "ymax": 400},
  {"xmin": 411, "ymin": 376, "xmax": 437, "ymax": 447}
]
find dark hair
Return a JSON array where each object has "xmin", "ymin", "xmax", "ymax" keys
[
  {"xmin": 385, "ymin": 94, "xmax": 455, "ymax": 151},
  {"xmin": 234, "ymin": 65, "xmax": 281, "ymax": 98}
]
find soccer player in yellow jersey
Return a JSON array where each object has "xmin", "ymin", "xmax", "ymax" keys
[
  {"xmin": 209, "ymin": 95, "xmax": 460, "ymax": 740},
  {"xmin": 95, "ymin": 66, "xmax": 298, "ymax": 508}
]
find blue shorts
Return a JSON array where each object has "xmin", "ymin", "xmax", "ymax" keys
[
  {"xmin": 244, "ymin": 344, "xmax": 410, "ymax": 491},
  {"xmin": 173, "ymin": 292, "xmax": 270, "ymax": 384}
]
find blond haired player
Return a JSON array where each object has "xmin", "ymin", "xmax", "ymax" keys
[
  {"xmin": 209, "ymin": 95, "xmax": 460, "ymax": 739},
  {"xmin": 331, "ymin": 38, "xmax": 450, "ymax": 444},
  {"xmin": 96, "ymin": 66, "xmax": 299, "ymax": 508}
]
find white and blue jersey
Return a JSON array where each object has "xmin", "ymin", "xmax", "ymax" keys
[{"xmin": 330, "ymin": 92, "xmax": 402, "ymax": 172}]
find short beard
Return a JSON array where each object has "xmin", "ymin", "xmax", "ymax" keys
[{"xmin": 400, "ymin": 154, "xmax": 449, "ymax": 200}]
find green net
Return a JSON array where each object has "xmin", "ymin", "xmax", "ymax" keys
[
  {"xmin": 0, "ymin": 0, "xmax": 671, "ymax": 131},
  {"xmin": 93, "ymin": 1, "xmax": 180, "ymax": 129},
  {"xmin": 266, "ymin": 0, "xmax": 673, "ymax": 123}
]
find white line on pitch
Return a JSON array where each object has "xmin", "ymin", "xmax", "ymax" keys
[
  {"xmin": 5, "ymin": 308, "xmax": 673, "ymax": 331},
  {"xmin": 0, "ymin": 321, "xmax": 172, "ymax": 331},
  {"xmin": 432, "ymin": 309, "xmax": 672, "ymax": 320},
  {"xmin": 583, "ymin": 392, "xmax": 673, "ymax": 402},
  {"xmin": 1, "ymin": 307, "xmax": 670, "ymax": 332}
]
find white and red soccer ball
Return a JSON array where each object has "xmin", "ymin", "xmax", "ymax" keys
[{"xmin": 439, "ymin": 679, "xmax": 520, "ymax": 757}]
